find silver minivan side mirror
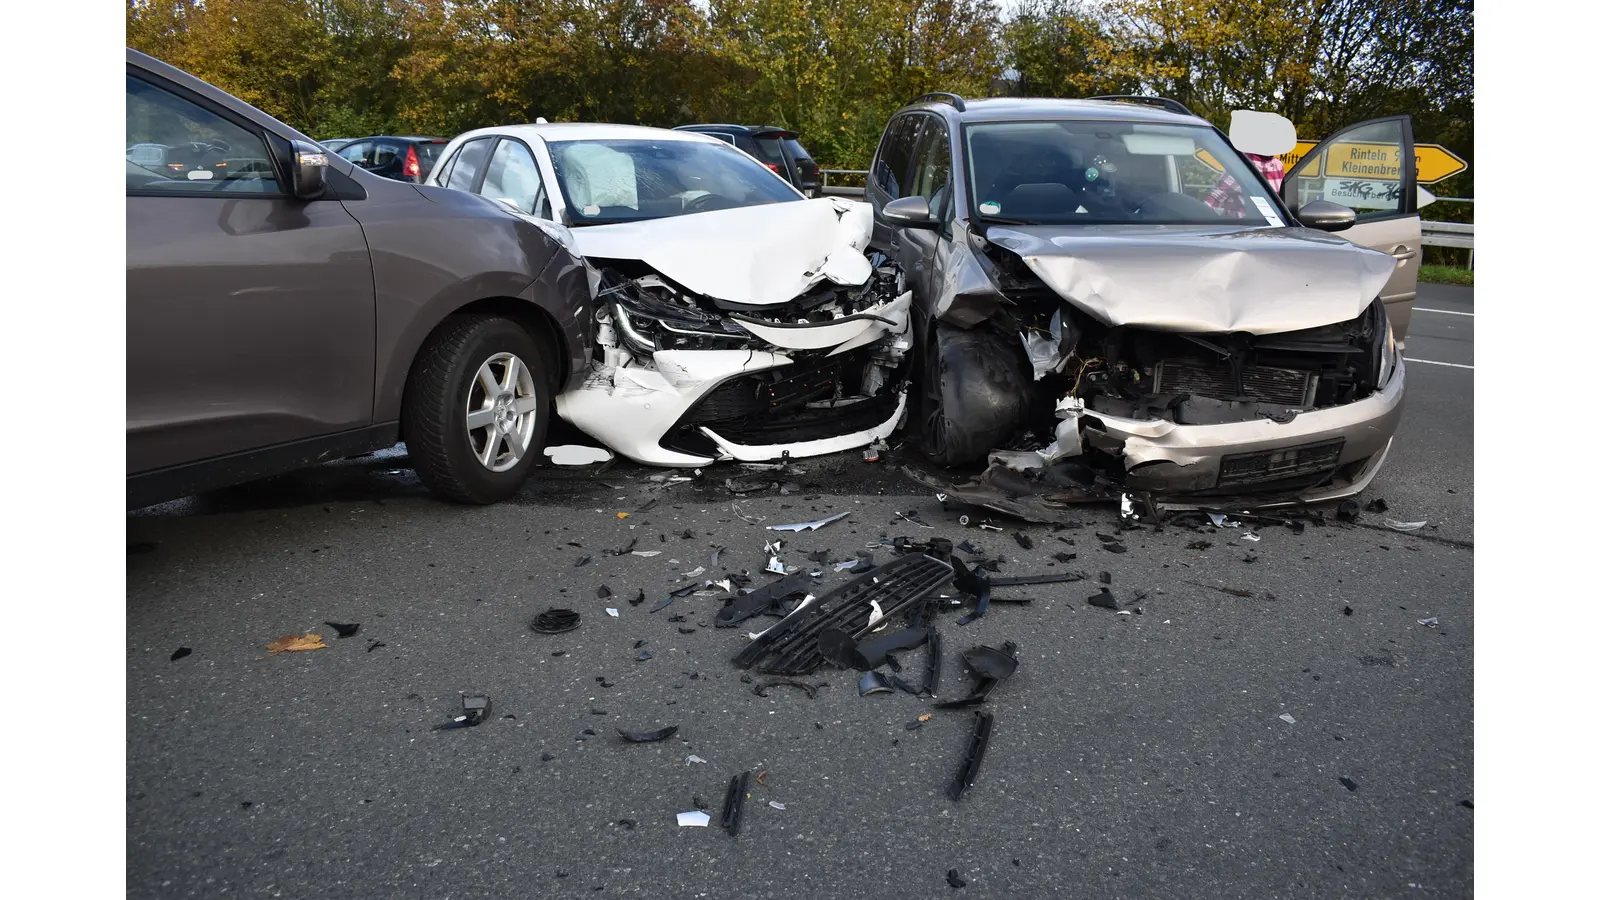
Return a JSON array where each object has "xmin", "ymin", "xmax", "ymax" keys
[
  {"xmin": 1297, "ymin": 199, "xmax": 1357, "ymax": 232},
  {"xmin": 883, "ymin": 195, "xmax": 937, "ymax": 229},
  {"xmin": 291, "ymin": 140, "xmax": 328, "ymax": 200}
]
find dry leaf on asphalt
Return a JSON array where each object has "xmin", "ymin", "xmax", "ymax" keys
[{"xmin": 265, "ymin": 633, "xmax": 327, "ymax": 654}]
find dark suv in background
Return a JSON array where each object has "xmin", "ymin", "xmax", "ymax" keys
[
  {"xmin": 673, "ymin": 124, "xmax": 820, "ymax": 197},
  {"xmin": 332, "ymin": 136, "xmax": 450, "ymax": 183},
  {"xmin": 126, "ymin": 49, "xmax": 592, "ymax": 508}
]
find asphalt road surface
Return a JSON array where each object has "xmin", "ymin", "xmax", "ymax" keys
[{"xmin": 128, "ymin": 286, "xmax": 1473, "ymax": 899}]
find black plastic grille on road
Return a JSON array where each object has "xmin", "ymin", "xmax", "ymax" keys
[
  {"xmin": 1154, "ymin": 360, "xmax": 1317, "ymax": 407},
  {"xmin": 732, "ymin": 553, "xmax": 954, "ymax": 676},
  {"xmin": 1217, "ymin": 438, "xmax": 1345, "ymax": 489}
]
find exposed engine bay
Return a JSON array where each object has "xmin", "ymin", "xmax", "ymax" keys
[
  {"xmin": 555, "ymin": 199, "xmax": 913, "ymax": 466},
  {"xmin": 907, "ymin": 221, "xmax": 1405, "ymax": 515}
]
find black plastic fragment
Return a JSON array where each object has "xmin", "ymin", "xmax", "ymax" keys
[
  {"xmin": 988, "ymin": 571, "xmax": 1083, "ymax": 587},
  {"xmin": 962, "ymin": 644, "xmax": 1019, "ymax": 680},
  {"xmin": 1343, "ymin": 605, "xmax": 1354, "ymax": 616},
  {"xmin": 851, "ymin": 627, "xmax": 929, "ymax": 669},
  {"xmin": 715, "ymin": 571, "xmax": 813, "ymax": 628},
  {"xmin": 817, "ymin": 628, "xmax": 857, "ymax": 670},
  {"xmin": 923, "ymin": 628, "xmax": 943, "ymax": 696},
  {"xmin": 957, "ymin": 540, "xmax": 981, "ymax": 555},
  {"xmin": 1186, "ymin": 540, "xmax": 1212, "ymax": 550},
  {"xmin": 947, "ymin": 869, "xmax": 967, "ymax": 888},
  {"xmin": 1052, "ymin": 551, "xmax": 1076, "ymax": 563},
  {"xmin": 1013, "ymin": 532, "xmax": 1033, "ymax": 550},
  {"xmin": 649, "ymin": 595, "xmax": 674, "ymax": 613},
  {"xmin": 616, "ymin": 725, "xmax": 678, "ymax": 743},
  {"xmin": 170, "ymin": 647, "xmax": 191, "ymax": 661},
  {"xmin": 1337, "ymin": 499, "xmax": 1360, "ymax": 521},
  {"xmin": 531, "ymin": 609, "xmax": 581, "ymax": 634},
  {"xmin": 366, "ymin": 640, "xmax": 386, "ymax": 652},
  {"xmin": 575, "ymin": 555, "xmax": 592, "ymax": 568},
  {"xmin": 1088, "ymin": 589, "xmax": 1118, "ymax": 610},
  {"xmin": 721, "ymin": 770, "xmax": 751, "ymax": 835},
  {"xmin": 636, "ymin": 650, "xmax": 653, "ymax": 661},
  {"xmin": 948, "ymin": 710, "xmax": 995, "ymax": 801},
  {"xmin": 1095, "ymin": 532, "xmax": 1118, "ymax": 542},
  {"xmin": 325, "ymin": 621, "xmax": 361, "ymax": 638},
  {"xmin": 858, "ymin": 671, "xmax": 894, "ymax": 696},
  {"xmin": 1105, "ymin": 543, "xmax": 1128, "ymax": 554},
  {"xmin": 950, "ymin": 557, "xmax": 992, "ymax": 626},
  {"xmin": 596, "ymin": 585, "xmax": 613, "ymax": 599},
  {"xmin": 753, "ymin": 678, "xmax": 820, "ymax": 699},
  {"xmin": 1339, "ymin": 777, "xmax": 1359, "ymax": 792},
  {"xmin": 888, "ymin": 674, "xmax": 922, "ymax": 695},
  {"xmin": 433, "ymin": 693, "xmax": 491, "ymax": 730},
  {"xmin": 1099, "ymin": 571, "xmax": 1112, "ymax": 584},
  {"xmin": 629, "ymin": 589, "xmax": 646, "ymax": 606},
  {"xmin": 936, "ymin": 641, "xmax": 1017, "ymax": 709},
  {"xmin": 616, "ymin": 537, "xmax": 638, "ymax": 555},
  {"xmin": 1364, "ymin": 497, "xmax": 1389, "ymax": 513}
]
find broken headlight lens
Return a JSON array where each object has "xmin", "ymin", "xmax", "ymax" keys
[
  {"xmin": 1376, "ymin": 321, "xmax": 1398, "ymax": 388},
  {"xmin": 601, "ymin": 276, "xmax": 750, "ymax": 355}
]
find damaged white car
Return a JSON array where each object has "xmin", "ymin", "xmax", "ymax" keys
[
  {"xmin": 426, "ymin": 123, "xmax": 911, "ymax": 465},
  {"xmin": 858, "ymin": 95, "xmax": 1420, "ymax": 515}
]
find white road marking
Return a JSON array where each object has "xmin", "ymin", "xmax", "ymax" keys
[
  {"xmin": 1413, "ymin": 307, "xmax": 1473, "ymax": 317},
  {"xmin": 1404, "ymin": 357, "xmax": 1474, "ymax": 370}
]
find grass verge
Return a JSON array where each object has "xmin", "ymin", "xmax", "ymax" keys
[{"xmin": 1419, "ymin": 264, "xmax": 1473, "ymax": 286}]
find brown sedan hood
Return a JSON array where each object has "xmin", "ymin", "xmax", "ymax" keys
[{"xmin": 984, "ymin": 224, "xmax": 1396, "ymax": 335}]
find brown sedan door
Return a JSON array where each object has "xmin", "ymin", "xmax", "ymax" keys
[
  {"xmin": 1282, "ymin": 116, "xmax": 1422, "ymax": 346},
  {"xmin": 126, "ymin": 71, "xmax": 375, "ymax": 475}
]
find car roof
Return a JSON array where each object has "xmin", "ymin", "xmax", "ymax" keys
[
  {"xmin": 343, "ymin": 135, "xmax": 448, "ymax": 142},
  {"xmin": 675, "ymin": 124, "xmax": 796, "ymax": 136},
  {"xmin": 451, "ymin": 122, "xmax": 722, "ymax": 145},
  {"xmin": 905, "ymin": 96, "xmax": 1209, "ymax": 127}
]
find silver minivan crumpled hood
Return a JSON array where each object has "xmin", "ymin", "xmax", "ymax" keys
[
  {"xmin": 572, "ymin": 197, "xmax": 874, "ymax": 306},
  {"xmin": 984, "ymin": 224, "xmax": 1396, "ymax": 335}
]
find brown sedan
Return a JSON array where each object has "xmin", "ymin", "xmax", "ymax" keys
[{"xmin": 126, "ymin": 49, "xmax": 593, "ymax": 507}]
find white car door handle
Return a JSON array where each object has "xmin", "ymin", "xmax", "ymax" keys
[{"xmin": 1392, "ymin": 245, "xmax": 1417, "ymax": 261}]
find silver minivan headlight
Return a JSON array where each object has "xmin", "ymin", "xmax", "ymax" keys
[{"xmin": 1376, "ymin": 322, "xmax": 1398, "ymax": 387}]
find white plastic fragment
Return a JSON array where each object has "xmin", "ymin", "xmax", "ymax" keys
[
  {"xmin": 677, "ymin": 811, "xmax": 712, "ymax": 827},
  {"xmin": 766, "ymin": 511, "xmax": 851, "ymax": 532},
  {"xmin": 544, "ymin": 445, "xmax": 613, "ymax": 466},
  {"xmin": 1279, "ymin": 713, "xmax": 1296, "ymax": 724},
  {"xmin": 1418, "ymin": 617, "xmax": 1439, "ymax": 627},
  {"xmin": 765, "ymin": 556, "xmax": 789, "ymax": 575},
  {"xmin": 768, "ymin": 801, "xmax": 786, "ymax": 810},
  {"xmin": 1385, "ymin": 519, "xmax": 1428, "ymax": 532},
  {"xmin": 632, "ymin": 550, "xmax": 662, "ymax": 558},
  {"xmin": 606, "ymin": 608, "xmax": 619, "ymax": 618},
  {"xmin": 731, "ymin": 502, "xmax": 766, "ymax": 524},
  {"xmin": 681, "ymin": 566, "xmax": 706, "ymax": 578},
  {"xmin": 1117, "ymin": 610, "xmax": 1132, "ymax": 617},
  {"xmin": 1242, "ymin": 533, "xmax": 1261, "ymax": 542},
  {"xmin": 686, "ymin": 755, "xmax": 707, "ymax": 765}
]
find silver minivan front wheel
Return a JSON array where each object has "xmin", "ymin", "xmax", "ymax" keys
[{"xmin": 465, "ymin": 352, "xmax": 538, "ymax": 472}]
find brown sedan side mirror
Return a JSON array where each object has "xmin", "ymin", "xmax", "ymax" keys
[
  {"xmin": 290, "ymin": 140, "xmax": 328, "ymax": 200},
  {"xmin": 1297, "ymin": 199, "xmax": 1357, "ymax": 232}
]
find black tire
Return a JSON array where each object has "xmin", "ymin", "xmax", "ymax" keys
[
  {"xmin": 402, "ymin": 315, "xmax": 552, "ymax": 504},
  {"xmin": 919, "ymin": 322, "xmax": 1032, "ymax": 467}
]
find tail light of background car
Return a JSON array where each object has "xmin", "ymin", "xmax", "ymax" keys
[
  {"xmin": 404, "ymin": 145, "xmax": 421, "ymax": 178},
  {"xmin": 763, "ymin": 163, "xmax": 781, "ymax": 173}
]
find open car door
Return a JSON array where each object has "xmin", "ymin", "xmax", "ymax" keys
[{"xmin": 1282, "ymin": 116, "xmax": 1420, "ymax": 346}]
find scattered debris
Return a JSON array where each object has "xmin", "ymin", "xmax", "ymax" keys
[
  {"xmin": 1339, "ymin": 777, "xmax": 1359, "ymax": 792},
  {"xmin": 324, "ymin": 622, "xmax": 361, "ymax": 638},
  {"xmin": 630, "ymin": 589, "xmax": 646, "ymax": 607},
  {"xmin": 433, "ymin": 693, "xmax": 491, "ymax": 730},
  {"xmin": 365, "ymin": 640, "xmax": 386, "ymax": 653},
  {"xmin": 636, "ymin": 650, "xmax": 653, "ymax": 661},
  {"xmin": 858, "ymin": 671, "xmax": 894, "ymax": 696},
  {"xmin": 649, "ymin": 596, "xmax": 675, "ymax": 613},
  {"xmin": 170, "ymin": 647, "xmax": 191, "ymax": 661},
  {"xmin": 1279, "ymin": 714, "xmax": 1296, "ymax": 724},
  {"xmin": 768, "ymin": 801, "xmax": 786, "ymax": 810},
  {"xmin": 1418, "ymin": 617, "xmax": 1439, "ymax": 627},
  {"xmin": 906, "ymin": 713, "xmax": 935, "ymax": 731},
  {"xmin": 764, "ymin": 555, "xmax": 790, "ymax": 576},
  {"xmin": 923, "ymin": 628, "xmax": 943, "ymax": 696},
  {"xmin": 1104, "ymin": 542, "xmax": 1128, "ymax": 553},
  {"xmin": 767, "ymin": 511, "xmax": 851, "ymax": 532},
  {"xmin": 1186, "ymin": 540, "xmax": 1212, "ymax": 550},
  {"xmin": 936, "ymin": 641, "xmax": 1017, "ymax": 709},
  {"xmin": 947, "ymin": 869, "xmax": 967, "ymax": 889},
  {"xmin": 754, "ymin": 678, "xmax": 821, "ymax": 699},
  {"xmin": 544, "ymin": 445, "xmax": 613, "ymax": 466},
  {"xmin": 948, "ymin": 711, "xmax": 995, "ymax": 801},
  {"xmin": 1184, "ymin": 580, "xmax": 1254, "ymax": 598},
  {"xmin": 616, "ymin": 725, "xmax": 678, "ymax": 743},
  {"xmin": 988, "ymin": 571, "xmax": 1083, "ymax": 586},
  {"xmin": 686, "ymin": 755, "xmax": 708, "ymax": 765},
  {"xmin": 632, "ymin": 550, "xmax": 663, "ymax": 558},
  {"xmin": 596, "ymin": 585, "xmax": 613, "ymax": 600},
  {"xmin": 1385, "ymin": 519, "xmax": 1428, "ymax": 532},
  {"xmin": 1343, "ymin": 605, "xmax": 1354, "ymax": 616},
  {"xmin": 897, "ymin": 510, "xmax": 935, "ymax": 529},
  {"xmin": 731, "ymin": 502, "xmax": 766, "ymax": 524},
  {"xmin": 265, "ymin": 633, "xmax": 327, "ymax": 654},
  {"xmin": 676, "ymin": 810, "xmax": 712, "ymax": 827},
  {"xmin": 574, "ymin": 554, "xmax": 593, "ymax": 567},
  {"xmin": 1242, "ymin": 533, "xmax": 1261, "ymax": 542},
  {"xmin": 532, "ymin": 609, "xmax": 582, "ymax": 633},
  {"xmin": 1088, "ymin": 589, "xmax": 1118, "ymax": 610},
  {"xmin": 1336, "ymin": 499, "xmax": 1360, "ymax": 522},
  {"xmin": 721, "ymin": 771, "xmax": 751, "ymax": 836},
  {"xmin": 726, "ymin": 477, "xmax": 777, "ymax": 494}
]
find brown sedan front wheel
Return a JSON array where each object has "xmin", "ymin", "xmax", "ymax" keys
[{"xmin": 403, "ymin": 315, "xmax": 551, "ymax": 504}]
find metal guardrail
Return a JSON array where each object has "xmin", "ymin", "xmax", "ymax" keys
[{"xmin": 820, "ymin": 169, "xmax": 867, "ymax": 198}]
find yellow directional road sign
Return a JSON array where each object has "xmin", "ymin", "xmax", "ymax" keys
[{"xmin": 1279, "ymin": 140, "xmax": 1467, "ymax": 184}]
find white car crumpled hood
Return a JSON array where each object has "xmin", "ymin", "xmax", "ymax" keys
[
  {"xmin": 572, "ymin": 198, "xmax": 875, "ymax": 306},
  {"xmin": 985, "ymin": 224, "xmax": 1397, "ymax": 335}
]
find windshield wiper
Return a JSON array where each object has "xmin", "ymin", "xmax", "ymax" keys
[{"xmin": 976, "ymin": 215, "xmax": 1036, "ymax": 226}]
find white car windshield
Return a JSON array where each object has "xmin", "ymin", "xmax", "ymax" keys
[
  {"xmin": 547, "ymin": 139, "xmax": 801, "ymax": 226},
  {"xmin": 965, "ymin": 121, "xmax": 1287, "ymax": 226}
]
